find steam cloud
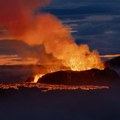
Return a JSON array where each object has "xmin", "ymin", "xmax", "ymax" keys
[{"xmin": 0, "ymin": 0, "xmax": 104, "ymax": 71}]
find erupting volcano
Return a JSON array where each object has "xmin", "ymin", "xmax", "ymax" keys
[{"xmin": 0, "ymin": 0, "xmax": 119, "ymax": 91}]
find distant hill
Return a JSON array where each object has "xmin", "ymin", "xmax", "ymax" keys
[
  {"xmin": 106, "ymin": 56, "xmax": 120, "ymax": 67},
  {"xmin": 35, "ymin": 68, "xmax": 120, "ymax": 87}
]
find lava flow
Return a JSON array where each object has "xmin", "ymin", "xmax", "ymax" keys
[{"xmin": 33, "ymin": 74, "xmax": 46, "ymax": 83}]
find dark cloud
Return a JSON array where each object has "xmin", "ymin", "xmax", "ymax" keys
[{"xmin": 48, "ymin": 0, "xmax": 120, "ymax": 9}]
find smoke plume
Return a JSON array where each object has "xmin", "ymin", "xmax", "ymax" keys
[
  {"xmin": 0, "ymin": 0, "xmax": 51, "ymax": 37},
  {"xmin": 0, "ymin": 0, "xmax": 104, "ymax": 71}
]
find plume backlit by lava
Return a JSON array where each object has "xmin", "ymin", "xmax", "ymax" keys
[{"xmin": 0, "ymin": 0, "xmax": 110, "ymax": 92}]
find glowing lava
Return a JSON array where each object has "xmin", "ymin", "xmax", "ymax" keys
[
  {"xmin": 0, "ymin": 83, "xmax": 109, "ymax": 92},
  {"xmin": 65, "ymin": 50, "xmax": 105, "ymax": 71},
  {"xmin": 33, "ymin": 74, "xmax": 45, "ymax": 83}
]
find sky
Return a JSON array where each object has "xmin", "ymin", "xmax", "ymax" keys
[
  {"xmin": 48, "ymin": 0, "xmax": 120, "ymax": 9},
  {"xmin": 0, "ymin": 0, "xmax": 120, "ymax": 65}
]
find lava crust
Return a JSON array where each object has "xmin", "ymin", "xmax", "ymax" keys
[{"xmin": 37, "ymin": 68, "xmax": 120, "ymax": 86}]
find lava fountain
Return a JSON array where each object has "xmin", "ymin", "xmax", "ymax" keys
[
  {"xmin": 30, "ymin": 14, "xmax": 105, "ymax": 83},
  {"xmin": 33, "ymin": 74, "xmax": 46, "ymax": 83}
]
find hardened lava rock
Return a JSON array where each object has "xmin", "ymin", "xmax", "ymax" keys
[{"xmin": 38, "ymin": 68, "xmax": 120, "ymax": 86}]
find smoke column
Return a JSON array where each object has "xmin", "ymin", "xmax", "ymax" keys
[{"xmin": 0, "ymin": 0, "xmax": 104, "ymax": 71}]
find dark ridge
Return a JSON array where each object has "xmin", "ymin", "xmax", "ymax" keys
[
  {"xmin": 34, "ymin": 68, "xmax": 120, "ymax": 86},
  {"xmin": 106, "ymin": 56, "xmax": 120, "ymax": 67}
]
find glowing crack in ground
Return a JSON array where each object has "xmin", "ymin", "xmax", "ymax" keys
[{"xmin": 0, "ymin": 83, "xmax": 109, "ymax": 92}]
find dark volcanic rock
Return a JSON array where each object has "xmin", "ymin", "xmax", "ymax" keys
[
  {"xmin": 106, "ymin": 56, "xmax": 120, "ymax": 67},
  {"xmin": 38, "ymin": 68, "xmax": 120, "ymax": 86}
]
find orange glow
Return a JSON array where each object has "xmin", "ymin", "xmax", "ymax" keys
[
  {"xmin": 0, "ymin": 55, "xmax": 39, "ymax": 65},
  {"xmin": 33, "ymin": 74, "xmax": 45, "ymax": 83},
  {"xmin": 0, "ymin": 0, "xmax": 105, "ymax": 72},
  {"xmin": 100, "ymin": 54, "xmax": 120, "ymax": 58},
  {"xmin": 20, "ymin": 14, "xmax": 105, "ymax": 72},
  {"xmin": 0, "ymin": 83, "xmax": 109, "ymax": 92},
  {"xmin": 61, "ymin": 45, "xmax": 105, "ymax": 71},
  {"xmin": 0, "ymin": 0, "xmax": 105, "ymax": 88}
]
